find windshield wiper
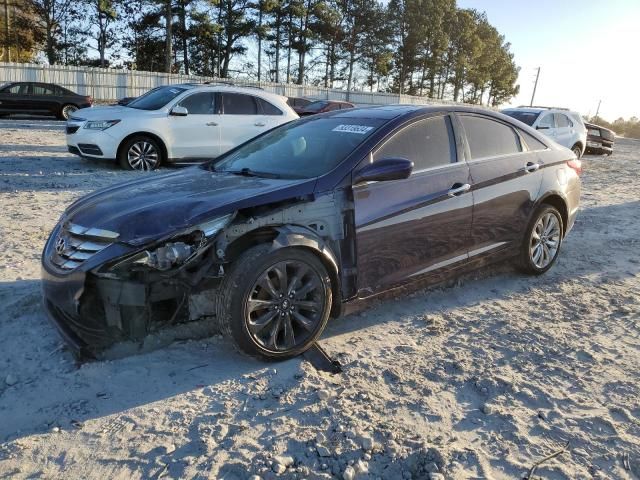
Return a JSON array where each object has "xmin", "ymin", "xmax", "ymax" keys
[{"xmin": 225, "ymin": 168, "xmax": 282, "ymax": 179}]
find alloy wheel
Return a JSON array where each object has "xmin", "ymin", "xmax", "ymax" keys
[
  {"xmin": 530, "ymin": 212, "xmax": 561, "ymax": 269},
  {"xmin": 62, "ymin": 105, "xmax": 77, "ymax": 120},
  {"xmin": 127, "ymin": 141, "xmax": 159, "ymax": 170},
  {"xmin": 572, "ymin": 146, "xmax": 581, "ymax": 158},
  {"xmin": 245, "ymin": 260, "xmax": 326, "ymax": 352}
]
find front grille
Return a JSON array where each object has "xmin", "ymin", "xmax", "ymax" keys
[
  {"xmin": 66, "ymin": 125, "xmax": 80, "ymax": 134},
  {"xmin": 78, "ymin": 144, "xmax": 103, "ymax": 156},
  {"xmin": 50, "ymin": 223, "xmax": 119, "ymax": 271},
  {"xmin": 68, "ymin": 145, "xmax": 81, "ymax": 155}
]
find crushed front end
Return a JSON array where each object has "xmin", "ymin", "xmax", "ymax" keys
[{"xmin": 41, "ymin": 191, "xmax": 356, "ymax": 359}]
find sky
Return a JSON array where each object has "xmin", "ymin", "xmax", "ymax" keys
[{"xmin": 457, "ymin": 0, "xmax": 640, "ymax": 121}]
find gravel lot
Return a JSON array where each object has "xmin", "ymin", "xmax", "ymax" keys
[{"xmin": 0, "ymin": 119, "xmax": 639, "ymax": 479}]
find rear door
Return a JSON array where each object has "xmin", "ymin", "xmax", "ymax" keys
[
  {"xmin": 353, "ymin": 114, "xmax": 473, "ymax": 295},
  {"xmin": 218, "ymin": 93, "xmax": 270, "ymax": 154},
  {"xmin": 457, "ymin": 113, "xmax": 544, "ymax": 259},
  {"xmin": 169, "ymin": 91, "xmax": 220, "ymax": 159}
]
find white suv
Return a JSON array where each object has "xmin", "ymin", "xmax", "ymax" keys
[
  {"xmin": 501, "ymin": 107, "xmax": 587, "ymax": 158},
  {"xmin": 66, "ymin": 84, "xmax": 299, "ymax": 170}
]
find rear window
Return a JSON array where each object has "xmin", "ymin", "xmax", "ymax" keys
[
  {"xmin": 555, "ymin": 113, "xmax": 573, "ymax": 128},
  {"xmin": 502, "ymin": 110, "xmax": 540, "ymax": 126},
  {"xmin": 461, "ymin": 115, "xmax": 521, "ymax": 159},
  {"xmin": 304, "ymin": 101, "xmax": 328, "ymax": 112},
  {"xmin": 519, "ymin": 130, "xmax": 547, "ymax": 151},
  {"xmin": 374, "ymin": 115, "xmax": 456, "ymax": 171},
  {"xmin": 256, "ymin": 97, "xmax": 282, "ymax": 115},
  {"xmin": 128, "ymin": 86, "xmax": 187, "ymax": 110},
  {"xmin": 214, "ymin": 118, "xmax": 384, "ymax": 179}
]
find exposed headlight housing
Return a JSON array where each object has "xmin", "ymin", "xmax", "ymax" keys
[
  {"xmin": 110, "ymin": 214, "xmax": 234, "ymax": 272},
  {"xmin": 84, "ymin": 120, "xmax": 121, "ymax": 130}
]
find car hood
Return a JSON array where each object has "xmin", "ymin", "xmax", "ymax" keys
[
  {"xmin": 68, "ymin": 106, "xmax": 160, "ymax": 121},
  {"xmin": 63, "ymin": 167, "xmax": 316, "ymax": 244}
]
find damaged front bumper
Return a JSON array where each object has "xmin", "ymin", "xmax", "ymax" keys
[{"xmin": 41, "ymin": 222, "xmax": 225, "ymax": 359}]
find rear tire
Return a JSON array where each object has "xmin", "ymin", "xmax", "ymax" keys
[
  {"xmin": 118, "ymin": 135, "xmax": 163, "ymax": 171},
  {"xmin": 571, "ymin": 144, "xmax": 582, "ymax": 159},
  {"xmin": 216, "ymin": 244, "xmax": 333, "ymax": 360},
  {"xmin": 517, "ymin": 205, "xmax": 564, "ymax": 275},
  {"xmin": 58, "ymin": 104, "xmax": 78, "ymax": 120}
]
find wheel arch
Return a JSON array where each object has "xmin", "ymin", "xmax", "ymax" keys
[
  {"xmin": 536, "ymin": 192, "xmax": 569, "ymax": 237},
  {"xmin": 224, "ymin": 224, "xmax": 343, "ymax": 318},
  {"xmin": 117, "ymin": 132, "xmax": 169, "ymax": 164}
]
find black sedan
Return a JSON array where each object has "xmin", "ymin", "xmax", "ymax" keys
[
  {"xmin": 0, "ymin": 82, "xmax": 92, "ymax": 120},
  {"xmin": 41, "ymin": 105, "xmax": 581, "ymax": 360}
]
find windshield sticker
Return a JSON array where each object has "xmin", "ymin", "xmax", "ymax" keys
[{"xmin": 332, "ymin": 124, "xmax": 374, "ymax": 134}]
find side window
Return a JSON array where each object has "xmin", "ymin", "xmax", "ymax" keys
[
  {"xmin": 256, "ymin": 97, "xmax": 282, "ymax": 115},
  {"xmin": 519, "ymin": 130, "xmax": 547, "ymax": 151},
  {"xmin": 178, "ymin": 92, "xmax": 215, "ymax": 114},
  {"xmin": 222, "ymin": 93, "xmax": 257, "ymax": 115},
  {"xmin": 327, "ymin": 103, "xmax": 341, "ymax": 111},
  {"xmin": 538, "ymin": 113, "xmax": 555, "ymax": 129},
  {"xmin": 7, "ymin": 84, "xmax": 27, "ymax": 94},
  {"xmin": 460, "ymin": 115, "xmax": 521, "ymax": 159},
  {"xmin": 32, "ymin": 84, "xmax": 54, "ymax": 95},
  {"xmin": 555, "ymin": 113, "xmax": 572, "ymax": 128},
  {"xmin": 374, "ymin": 115, "xmax": 456, "ymax": 171}
]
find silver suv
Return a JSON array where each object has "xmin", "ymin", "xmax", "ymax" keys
[{"xmin": 502, "ymin": 106, "xmax": 587, "ymax": 158}]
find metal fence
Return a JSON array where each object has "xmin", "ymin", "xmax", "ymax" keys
[{"xmin": 0, "ymin": 62, "xmax": 463, "ymax": 106}]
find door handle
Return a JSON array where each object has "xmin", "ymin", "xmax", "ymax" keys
[
  {"xmin": 524, "ymin": 162, "xmax": 540, "ymax": 173},
  {"xmin": 254, "ymin": 121, "xmax": 266, "ymax": 127},
  {"xmin": 206, "ymin": 121, "xmax": 218, "ymax": 126},
  {"xmin": 447, "ymin": 183, "xmax": 471, "ymax": 197}
]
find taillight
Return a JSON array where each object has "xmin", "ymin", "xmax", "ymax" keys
[{"xmin": 567, "ymin": 159, "xmax": 582, "ymax": 175}]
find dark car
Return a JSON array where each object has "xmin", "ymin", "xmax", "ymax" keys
[
  {"xmin": 584, "ymin": 122, "xmax": 615, "ymax": 155},
  {"xmin": 299, "ymin": 100, "xmax": 355, "ymax": 116},
  {"xmin": 0, "ymin": 82, "xmax": 92, "ymax": 120},
  {"xmin": 287, "ymin": 96, "xmax": 313, "ymax": 114},
  {"xmin": 41, "ymin": 105, "xmax": 581, "ymax": 360}
]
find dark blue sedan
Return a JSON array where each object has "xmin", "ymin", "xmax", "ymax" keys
[{"xmin": 41, "ymin": 105, "xmax": 581, "ymax": 359}]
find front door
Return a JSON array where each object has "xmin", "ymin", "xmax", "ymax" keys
[
  {"xmin": 169, "ymin": 91, "xmax": 220, "ymax": 159},
  {"xmin": 353, "ymin": 114, "xmax": 474, "ymax": 296}
]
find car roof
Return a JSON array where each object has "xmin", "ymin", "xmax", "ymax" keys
[
  {"xmin": 321, "ymin": 104, "xmax": 510, "ymax": 120},
  {"xmin": 168, "ymin": 83, "xmax": 288, "ymax": 102}
]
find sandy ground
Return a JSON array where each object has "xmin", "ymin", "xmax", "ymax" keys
[{"xmin": 0, "ymin": 119, "xmax": 638, "ymax": 480}]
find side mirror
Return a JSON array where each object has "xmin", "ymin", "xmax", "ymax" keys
[
  {"xmin": 170, "ymin": 106, "xmax": 188, "ymax": 116},
  {"xmin": 354, "ymin": 157, "xmax": 413, "ymax": 184}
]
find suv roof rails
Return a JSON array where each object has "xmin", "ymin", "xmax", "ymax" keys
[
  {"xmin": 518, "ymin": 105, "xmax": 570, "ymax": 111},
  {"xmin": 184, "ymin": 81, "xmax": 264, "ymax": 90}
]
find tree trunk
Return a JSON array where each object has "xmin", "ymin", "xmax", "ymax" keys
[
  {"xmin": 257, "ymin": 4, "xmax": 263, "ymax": 81},
  {"xmin": 285, "ymin": 11, "xmax": 292, "ymax": 83},
  {"xmin": 324, "ymin": 43, "xmax": 329, "ymax": 88},
  {"xmin": 274, "ymin": 16, "xmax": 281, "ymax": 82},
  {"xmin": 165, "ymin": 0, "xmax": 172, "ymax": 73},
  {"xmin": 179, "ymin": 0, "xmax": 189, "ymax": 74}
]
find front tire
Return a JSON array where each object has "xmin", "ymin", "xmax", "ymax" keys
[
  {"xmin": 58, "ymin": 104, "xmax": 78, "ymax": 120},
  {"xmin": 517, "ymin": 205, "xmax": 563, "ymax": 275},
  {"xmin": 217, "ymin": 244, "xmax": 333, "ymax": 360},
  {"xmin": 118, "ymin": 136, "xmax": 163, "ymax": 171}
]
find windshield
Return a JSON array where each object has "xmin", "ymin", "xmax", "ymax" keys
[
  {"xmin": 213, "ymin": 117, "xmax": 385, "ymax": 179},
  {"xmin": 303, "ymin": 101, "xmax": 328, "ymax": 112},
  {"xmin": 127, "ymin": 86, "xmax": 188, "ymax": 110},
  {"xmin": 502, "ymin": 110, "xmax": 540, "ymax": 126}
]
